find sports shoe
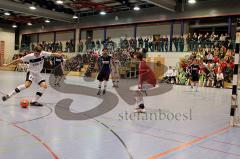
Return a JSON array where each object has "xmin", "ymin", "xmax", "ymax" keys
[
  {"xmin": 134, "ymin": 109, "xmax": 146, "ymax": 113},
  {"xmin": 142, "ymin": 90, "xmax": 148, "ymax": 96},
  {"xmin": 134, "ymin": 109, "xmax": 141, "ymax": 113},
  {"xmin": 2, "ymin": 95, "xmax": 10, "ymax": 101},
  {"xmin": 140, "ymin": 109, "xmax": 146, "ymax": 113},
  {"xmin": 30, "ymin": 102, "xmax": 43, "ymax": 107},
  {"xmin": 97, "ymin": 90, "xmax": 101, "ymax": 95},
  {"xmin": 102, "ymin": 89, "xmax": 106, "ymax": 95}
]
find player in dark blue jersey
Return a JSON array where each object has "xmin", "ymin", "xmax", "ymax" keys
[
  {"xmin": 189, "ymin": 59, "xmax": 200, "ymax": 92},
  {"xmin": 52, "ymin": 55, "xmax": 64, "ymax": 87},
  {"xmin": 97, "ymin": 48, "xmax": 112, "ymax": 95}
]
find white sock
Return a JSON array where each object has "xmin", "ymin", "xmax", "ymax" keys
[
  {"xmin": 98, "ymin": 82, "xmax": 102, "ymax": 90},
  {"xmin": 57, "ymin": 76, "xmax": 62, "ymax": 84},
  {"xmin": 190, "ymin": 83, "xmax": 194, "ymax": 89},
  {"xmin": 195, "ymin": 83, "xmax": 199, "ymax": 91},
  {"xmin": 8, "ymin": 84, "xmax": 26, "ymax": 97},
  {"xmin": 104, "ymin": 81, "xmax": 107, "ymax": 90},
  {"xmin": 116, "ymin": 80, "xmax": 119, "ymax": 86},
  {"xmin": 32, "ymin": 87, "xmax": 46, "ymax": 102},
  {"xmin": 54, "ymin": 77, "xmax": 58, "ymax": 84}
]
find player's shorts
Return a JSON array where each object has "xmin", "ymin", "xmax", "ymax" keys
[
  {"xmin": 53, "ymin": 65, "xmax": 64, "ymax": 77},
  {"xmin": 191, "ymin": 75, "xmax": 199, "ymax": 82},
  {"xmin": 140, "ymin": 83, "xmax": 155, "ymax": 91},
  {"xmin": 26, "ymin": 71, "xmax": 46, "ymax": 85},
  {"xmin": 97, "ymin": 71, "xmax": 110, "ymax": 81},
  {"xmin": 111, "ymin": 69, "xmax": 120, "ymax": 78}
]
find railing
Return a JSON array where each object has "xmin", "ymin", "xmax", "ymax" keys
[{"xmin": 20, "ymin": 40, "xmax": 236, "ymax": 53}]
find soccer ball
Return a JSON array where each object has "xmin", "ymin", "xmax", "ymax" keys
[{"xmin": 20, "ymin": 99, "xmax": 29, "ymax": 108}]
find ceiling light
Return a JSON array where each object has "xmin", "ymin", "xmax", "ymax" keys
[
  {"xmin": 29, "ymin": 6, "xmax": 36, "ymax": 10},
  {"xmin": 27, "ymin": 22, "xmax": 32, "ymax": 26},
  {"xmin": 4, "ymin": 12, "xmax": 10, "ymax": 16},
  {"xmin": 100, "ymin": 11, "xmax": 106, "ymax": 15},
  {"xmin": 56, "ymin": 0, "xmax": 63, "ymax": 4},
  {"xmin": 188, "ymin": 0, "xmax": 196, "ymax": 4},
  {"xmin": 45, "ymin": 19, "xmax": 50, "ymax": 23},
  {"xmin": 133, "ymin": 6, "xmax": 140, "ymax": 11},
  {"xmin": 73, "ymin": 15, "xmax": 78, "ymax": 19},
  {"xmin": 12, "ymin": 24, "xmax": 17, "ymax": 28}
]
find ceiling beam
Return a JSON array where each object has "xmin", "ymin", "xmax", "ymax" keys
[
  {"xmin": 0, "ymin": 0, "xmax": 75, "ymax": 23},
  {"xmin": 142, "ymin": 0, "xmax": 176, "ymax": 12}
]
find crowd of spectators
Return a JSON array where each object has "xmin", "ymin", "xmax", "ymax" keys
[
  {"xmin": 165, "ymin": 39, "xmax": 234, "ymax": 88},
  {"xmin": 186, "ymin": 32, "xmax": 233, "ymax": 51},
  {"xmin": 30, "ymin": 40, "xmax": 75, "ymax": 53},
  {"xmin": 13, "ymin": 31, "xmax": 236, "ymax": 88},
  {"xmin": 64, "ymin": 48, "xmax": 134, "ymax": 77},
  {"xmin": 78, "ymin": 32, "xmax": 233, "ymax": 53}
]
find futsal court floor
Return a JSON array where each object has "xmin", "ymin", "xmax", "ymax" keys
[{"xmin": 0, "ymin": 71, "xmax": 240, "ymax": 159}]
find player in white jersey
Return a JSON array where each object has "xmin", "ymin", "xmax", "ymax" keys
[
  {"xmin": 2, "ymin": 46, "xmax": 62, "ymax": 106},
  {"xmin": 111, "ymin": 53, "xmax": 120, "ymax": 88}
]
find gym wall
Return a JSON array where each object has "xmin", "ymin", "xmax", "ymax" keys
[
  {"xmin": 30, "ymin": 34, "xmax": 38, "ymax": 46},
  {"xmin": 93, "ymin": 29, "xmax": 104, "ymax": 42},
  {"xmin": 0, "ymin": 28, "xmax": 19, "ymax": 63},
  {"xmin": 21, "ymin": 22, "xmax": 190, "ymax": 53},
  {"xmin": 56, "ymin": 30, "xmax": 75, "ymax": 51},
  {"xmin": 107, "ymin": 26, "xmax": 134, "ymax": 47},
  {"xmin": 39, "ymin": 32, "xmax": 54, "ymax": 43},
  {"xmin": 80, "ymin": 30, "xmax": 86, "ymax": 48},
  {"xmin": 137, "ymin": 23, "xmax": 170, "ymax": 39}
]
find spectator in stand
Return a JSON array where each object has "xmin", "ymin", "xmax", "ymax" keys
[
  {"xmin": 213, "ymin": 54, "xmax": 220, "ymax": 63},
  {"xmin": 149, "ymin": 37, "xmax": 154, "ymax": 52},
  {"xmin": 165, "ymin": 66, "xmax": 173, "ymax": 83},
  {"xmin": 129, "ymin": 37, "xmax": 134, "ymax": 50},
  {"xmin": 160, "ymin": 36, "xmax": 164, "ymax": 52},
  {"xmin": 122, "ymin": 37, "xmax": 129, "ymax": 49},
  {"xmin": 186, "ymin": 33, "xmax": 191, "ymax": 51},
  {"xmin": 198, "ymin": 34, "xmax": 203, "ymax": 48},
  {"xmin": 66, "ymin": 41, "xmax": 70, "ymax": 52},
  {"xmin": 138, "ymin": 37, "xmax": 144, "ymax": 48},
  {"xmin": 59, "ymin": 42, "xmax": 63, "ymax": 52},
  {"xmin": 172, "ymin": 36, "xmax": 178, "ymax": 52},
  {"xmin": 225, "ymin": 39, "xmax": 233, "ymax": 50},
  {"xmin": 179, "ymin": 36, "xmax": 184, "ymax": 52},
  {"xmin": 172, "ymin": 68, "xmax": 177, "ymax": 84},
  {"xmin": 163, "ymin": 35, "xmax": 168, "ymax": 52},
  {"xmin": 78, "ymin": 41, "xmax": 83, "ymax": 52},
  {"xmin": 144, "ymin": 37, "xmax": 149, "ymax": 51},
  {"xmin": 216, "ymin": 69, "xmax": 224, "ymax": 88},
  {"xmin": 203, "ymin": 33, "xmax": 210, "ymax": 48},
  {"xmin": 96, "ymin": 40, "xmax": 101, "ymax": 50},
  {"xmin": 206, "ymin": 52, "xmax": 213, "ymax": 62},
  {"xmin": 133, "ymin": 38, "xmax": 137, "ymax": 50},
  {"xmin": 210, "ymin": 32, "xmax": 215, "ymax": 45},
  {"xmin": 90, "ymin": 40, "xmax": 95, "ymax": 50},
  {"xmin": 219, "ymin": 33, "xmax": 225, "ymax": 43},
  {"xmin": 192, "ymin": 32, "xmax": 198, "ymax": 51}
]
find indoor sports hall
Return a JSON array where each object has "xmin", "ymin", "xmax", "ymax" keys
[{"xmin": 0, "ymin": 0, "xmax": 240, "ymax": 159}]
